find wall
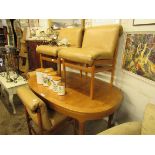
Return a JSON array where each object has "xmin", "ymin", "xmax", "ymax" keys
[
  {"xmin": 95, "ymin": 19, "xmax": 155, "ymax": 123},
  {"xmin": 115, "ymin": 19, "xmax": 155, "ymax": 122}
]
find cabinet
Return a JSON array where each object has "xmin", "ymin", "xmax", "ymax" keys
[
  {"xmin": 0, "ymin": 26, "xmax": 8, "ymax": 46},
  {"xmin": 26, "ymin": 40, "xmax": 57, "ymax": 71}
]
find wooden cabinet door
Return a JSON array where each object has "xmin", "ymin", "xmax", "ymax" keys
[{"xmin": 26, "ymin": 40, "xmax": 57, "ymax": 71}]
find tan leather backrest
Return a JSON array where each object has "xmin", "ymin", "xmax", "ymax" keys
[
  {"xmin": 58, "ymin": 27, "xmax": 83, "ymax": 47},
  {"xmin": 82, "ymin": 24, "xmax": 122, "ymax": 57},
  {"xmin": 17, "ymin": 86, "xmax": 52, "ymax": 131}
]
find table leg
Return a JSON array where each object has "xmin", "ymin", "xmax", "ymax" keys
[
  {"xmin": 78, "ymin": 121, "xmax": 85, "ymax": 135},
  {"xmin": 107, "ymin": 113, "xmax": 114, "ymax": 128},
  {"xmin": 9, "ymin": 94, "xmax": 16, "ymax": 114}
]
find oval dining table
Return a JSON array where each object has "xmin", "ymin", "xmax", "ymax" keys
[{"xmin": 28, "ymin": 71, "xmax": 123, "ymax": 135}]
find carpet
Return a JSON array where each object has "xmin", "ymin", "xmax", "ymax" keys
[{"xmin": 0, "ymin": 94, "xmax": 107, "ymax": 135}]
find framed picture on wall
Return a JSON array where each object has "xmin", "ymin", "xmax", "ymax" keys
[
  {"xmin": 122, "ymin": 32, "xmax": 155, "ymax": 83},
  {"xmin": 133, "ymin": 19, "xmax": 155, "ymax": 26}
]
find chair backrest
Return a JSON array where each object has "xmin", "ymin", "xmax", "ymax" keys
[
  {"xmin": 17, "ymin": 86, "xmax": 52, "ymax": 131},
  {"xmin": 82, "ymin": 24, "xmax": 123, "ymax": 58},
  {"xmin": 58, "ymin": 27, "xmax": 83, "ymax": 47},
  {"xmin": 141, "ymin": 103, "xmax": 155, "ymax": 135}
]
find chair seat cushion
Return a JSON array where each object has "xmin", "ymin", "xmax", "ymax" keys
[
  {"xmin": 36, "ymin": 45, "xmax": 62, "ymax": 57},
  {"xmin": 58, "ymin": 47, "xmax": 113, "ymax": 65}
]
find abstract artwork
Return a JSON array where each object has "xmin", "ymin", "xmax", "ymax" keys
[{"xmin": 122, "ymin": 33, "xmax": 155, "ymax": 82}]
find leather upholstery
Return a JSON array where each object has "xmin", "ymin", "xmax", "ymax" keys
[
  {"xmin": 58, "ymin": 27, "xmax": 83, "ymax": 47},
  {"xmin": 141, "ymin": 104, "xmax": 155, "ymax": 134},
  {"xmin": 36, "ymin": 28, "xmax": 83, "ymax": 57},
  {"xmin": 82, "ymin": 24, "xmax": 121, "ymax": 50},
  {"xmin": 36, "ymin": 45, "xmax": 60, "ymax": 57},
  {"xmin": 58, "ymin": 47, "xmax": 112, "ymax": 65},
  {"xmin": 17, "ymin": 86, "xmax": 66, "ymax": 131},
  {"xmin": 98, "ymin": 122, "xmax": 142, "ymax": 135},
  {"xmin": 58, "ymin": 24, "xmax": 122, "ymax": 65},
  {"xmin": 99, "ymin": 103, "xmax": 155, "ymax": 135}
]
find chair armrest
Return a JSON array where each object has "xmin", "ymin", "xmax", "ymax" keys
[
  {"xmin": 98, "ymin": 122, "xmax": 142, "ymax": 135},
  {"xmin": 17, "ymin": 86, "xmax": 41, "ymax": 112}
]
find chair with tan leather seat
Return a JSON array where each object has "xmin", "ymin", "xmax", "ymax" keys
[
  {"xmin": 17, "ymin": 86, "xmax": 67, "ymax": 135},
  {"xmin": 58, "ymin": 24, "xmax": 123, "ymax": 99},
  {"xmin": 36, "ymin": 27, "xmax": 83, "ymax": 75}
]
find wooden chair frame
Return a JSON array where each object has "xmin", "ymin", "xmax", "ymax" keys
[
  {"xmin": 62, "ymin": 46, "xmax": 119, "ymax": 99},
  {"xmin": 24, "ymin": 105, "xmax": 69, "ymax": 135},
  {"xmin": 39, "ymin": 53, "xmax": 61, "ymax": 76},
  {"xmin": 24, "ymin": 106, "xmax": 43, "ymax": 135}
]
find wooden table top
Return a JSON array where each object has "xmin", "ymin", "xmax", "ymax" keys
[{"xmin": 28, "ymin": 72, "xmax": 123, "ymax": 121}]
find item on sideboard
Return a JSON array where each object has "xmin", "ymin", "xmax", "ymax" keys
[
  {"xmin": 52, "ymin": 76, "xmax": 61, "ymax": 92},
  {"xmin": 36, "ymin": 68, "xmax": 45, "ymax": 84},
  {"xmin": 58, "ymin": 82, "xmax": 65, "ymax": 96}
]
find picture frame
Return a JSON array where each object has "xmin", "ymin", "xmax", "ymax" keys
[
  {"xmin": 122, "ymin": 31, "xmax": 155, "ymax": 83},
  {"xmin": 133, "ymin": 19, "xmax": 155, "ymax": 26}
]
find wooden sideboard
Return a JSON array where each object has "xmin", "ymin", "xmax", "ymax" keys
[{"xmin": 26, "ymin": 40, "xmax": 57, "ymax": 71}]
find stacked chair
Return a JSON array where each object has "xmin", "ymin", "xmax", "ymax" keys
[
  {"xmin": 36, "ymin": 27, "xmax": 83, "ymax": 75},
  {"xmin": 36, "ymin": 25, "xmax": 123, "ymax": 99}
]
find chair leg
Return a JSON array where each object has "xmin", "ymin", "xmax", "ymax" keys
[
  {"xmin": 85, "ymin": 64, "xmax": 88, "ymax": 77},
  {"xmin": 90, "ymin": 66, "xmax": 95, "ymax": 99},
  {"xmin": 111, "ymin": 65, "xmax": 115, "ymax": 86},
  {"xmin": 57, "ymin": 58, "xmax": 61, "ymax": 76},
  {"xmin": 40, "ymin": 54, "xmax": 43, "ymax": 68},
  {"xmin": 37, "ymin": 108, "xmax": 43, "ymax": 135},
  {"xmin": 62, "ymin": 60, "xmax": 66, "ymax": 87},
  {"xmin": 24, "ymin": 106, "xmax": 32, "ymax": 135},
  {"xmin": 80, "ymin": 70, "xmax": 82, "ymax": 78}
]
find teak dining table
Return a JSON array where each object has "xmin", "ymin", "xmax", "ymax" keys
[{"xmin": 28, "ymin": 71, "xmax": 123, "ymax": 135}]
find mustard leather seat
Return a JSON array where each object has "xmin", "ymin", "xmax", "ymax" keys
[
  {"xmin": 59, "ymin": 24, "xmax": 123, "ymax": 99},
  {"xmin": 59, "ymin": 25, "xmax": 121, "ymax": 65},
  {"xmin": 36, "ymin": 45, "xmax": 61, "ymax": 57},
  {"xmin": 36, "ymin": 27, "xmax": 83, "ymax": 57},
  {"xmin": 17, "ymin": 86, "xmax": 67, "ymax": 134},
  {"xmin": 59, "ymin": 47, "xmax": 114, "ymax": 65},
  {"xmin": 36, "ymin": 27, "xmax": 83, "ymax": 75}
]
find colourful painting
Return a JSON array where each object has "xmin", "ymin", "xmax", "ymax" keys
[{"xmin": 122, "ymin": 33, "xmax": 155, "ymax": 81}]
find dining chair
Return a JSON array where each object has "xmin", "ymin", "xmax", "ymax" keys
[
  {"xmin": 58, "ymin": 24, "xmax": 123, "ymax": 99},
  {"xmin": 17, "ymin": 86, "xmax": 67, "ymax": 134},
  {"xmin": 36, "ymin": 27, "xmax": 83, "ymax": 75}
]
